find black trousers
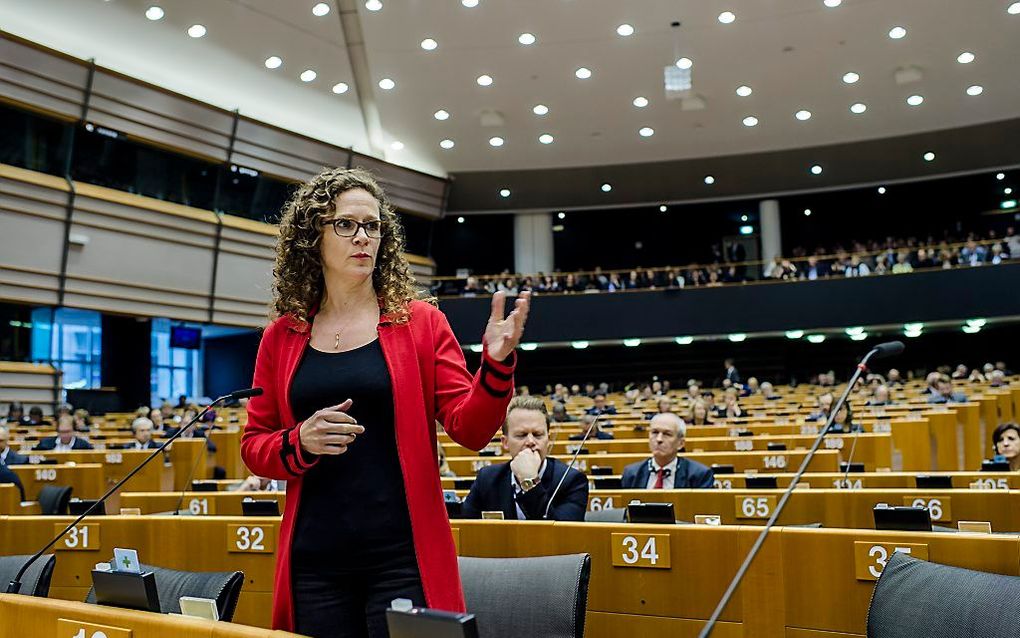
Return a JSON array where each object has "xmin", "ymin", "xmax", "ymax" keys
[{"xmin": 292, "ymin": 554, "xmax": 426, "ymax": 638}]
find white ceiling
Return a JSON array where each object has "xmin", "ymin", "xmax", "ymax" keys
[{"xmin": 2, "ymin": 0, "xmax": 1019, "ymax": 178}]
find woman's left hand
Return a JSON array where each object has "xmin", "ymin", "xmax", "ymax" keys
[{"xmin": 484, "ymin": 290, "xmax": 531, "ymax": 361}]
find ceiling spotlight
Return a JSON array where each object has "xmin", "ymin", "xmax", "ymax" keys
[
  {"xmin": 850, "ymin": 102, "xmax": 867, "ymax": 114},
  {"xmin": 850, "ymin": 332, "xmax": 869, "ymax": 341},
  {"xmin": 923, "ymin": 151, "xmax": 936, "ymax": 162},
  {"xmin": 145, "ymin": 6, "xmax": 164, "ymax": 20},
  {"xmin": 331, "ymin": 82, "xmax": 349, "ymax": 94},
  {"xmin": 365, "ymin": 0, "xmax": 382, "ymax": 10},
  {"xmin": 704, "ymin": 175, "xmax": 715, "ymax": 185},
  {"xmin": 518, "ymin": 32, "xmax": 536, "ymax": 45},
  {"xmin": 728, "ymin": 333, "xmax": 747, "ymax": 343},
  {"xmin": 888, "ymin": 26, "xmax": 907, "ymax": 39},
  {"xmin": 795, "ymin": 110, "xmax": 812, "ymax": 121},
  {"xmin": 539, "ymin": 134, "xmax": 554, "ymax": 144},
  {"xmin": 499, "ymin": 188, "xmax": 511, "ymax": 198},
  {"xmin": 810, "ymin": 164, "xmax": 823, "ymax": 175},
  {"xmin": 623, "ymin": 338, "xmax": 642, "ymax": 347},
  {"xmin": 519, "ymin": 342, "xmax": 538, "ymax": 351},
  {"xmin": 489, "ymin": 136, "xmax": 504, "ymax": 147},
  {"xmin": 601, "ymin": 183, "xmax": 612, "ymax": 192},
  {"xmin": 639, "ymin": 127, "xmax": 654, "ymax": 137},
  {"xmin": 675, "ymin": 57, "xmax": 693, "ymax": 70},
  {"xmin": 878, "ymin": 186, "xmax": 887, "ymax": 194},
  {"xmin": 575, "ymin": 67, "xmax": 592, "ymax": 79},
  {"xmin": 967, "ymin": 85, "xmax": 984, "ymax": 96},
  {"xmin": 434, "ymin": 109, "xmax": 450, "ymax": 120},
  {"xmin": 659, "ymin": 205, "xmax": 668, "ymax": 212},
  {"xmin": 312, "ymin": 3, "xmax": 331, "ymax": 16},
  {"xmin": 378, "ymin": 78, "xmax": 395, "ymax": 90},
  {"xmin": 740, "ymin": 214, "xmax": 749, "ymax": 222},
  {"xmin": 420, "ymin": 38, "xmax": 438, "ymax": 51},
  {"xmin": 632, "ymin": 96, "xmax": 649, "ymax": 108},
  {"xmin": 187, "ymin": 24, "xmax": 207, "ymax": 38},
  {"xmin": 616, "ymin": 24, "xmax": 634, "ymax": 36},
  {"xmin": 823, "ymin": 0, "xmax": 842, "ymax": 6},
  {"xmin": 742, "ymin": 116, "xmax": 759, "ymax": 127},
  {"xmin": 571, "ymin": 341, "xmax": 590, "ymax": 350},
  {"xmin": 1010, "ymin": 2, "xmax": 1020, "ymax": 14},
  {"xmin": 462, "ymin": 0, "xmax": 478, "ymax": 6},
  {"xmin": 457, "ymin": 216, "xmax": 465, "ymax": 224},
  {"xmin": 736, "ymin": 85, "xmax": 752, "ymax": 97},
  {"xmin": 439, "ymin": 139, "xmax": 455, "ymax": 149},
  {"xmin": 804, "ymin": 208, "xmax": 812, "ymax": 216},
  {"xmin": 1005, "ymin": 188, "xmax": 1014, "ymax": 195},
  {"xmin": 957, "ymin": 51, "xmax": 975, "ymax": 64},
  {"xmin": 476, "ymin": 74, "xmax": 493, "ymax": 86},
  {"xmin": 842, "ymin": 72, "xmax": 860, "ymax": 84},
  {"xmin": 997, "ymin": 173, "xmax": 1006, "ymax": 180},
  {"xmin": 807, "ymin": 334, "xmax": 826, "ymax": 344},
  {"xmin": 675, "ymin": 336, "xmax": 694, "ymax": 345},
  {"xmin": 558, "ymin": 212, "xmax": 566, "ymax": 219},
  {"xmin": 718, "ymin": 11, "xmax": 736, "ymax": 24},
  {"xmin": 300, "ymin": 69, "xmax": 317, "ymax": 82},
  {"xmin": 906, "ymin": 94, "xmax": 924, "ymax": 106},
  {"xmin": 532, "ymin": 104, "xmax": 549, "ymax": 115},
  {"xmin": 390, "ymin": 141, "xmax": 404, "ymax": 150},
  {"xmin": 264, "ymin": 56, "xmax": 282, "ymax": 69}
]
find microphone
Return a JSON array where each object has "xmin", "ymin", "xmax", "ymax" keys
[
  {"xmin": 698, "ymin": 341, "xmax": 903, "ymax": 638},
  {"xmin": 5, "ymin": 387, "xmax": 262, "ymax": 594},
  {"xmin": 171, "ymin": 433, "xmax": 213, "ymax": 516},
  {"xmin": 228, "ymin": 387, "xmax": 263, "ymax": 401},
  {"xmin": 543, "ymin": 409, "xmax": 603, "ymax": 519}
]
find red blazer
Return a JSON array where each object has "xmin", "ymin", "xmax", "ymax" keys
[{"xmin": 241, "ymin": 300, "xmax": 515, "ymax": 631}]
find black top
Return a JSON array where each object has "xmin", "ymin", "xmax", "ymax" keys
[{"xmin": 289, "ymin": 339, "xmax": 415, "ymax": 571}]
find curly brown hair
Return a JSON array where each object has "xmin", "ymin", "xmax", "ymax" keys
[{"xmin": 272, "ymin": 167, "xmax": 429, "ymax": 326}]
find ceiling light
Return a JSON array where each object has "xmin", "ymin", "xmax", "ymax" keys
[
  {"xmin": 1007, "ymin": 188, "xmax": 1014, "ymax": 195},
  {"xmin": 575, "ymin": 67, "xmax": 592, "ymax": 79},
  {"xmin": 623, "ymin": 338, "xmax": 642, "ymax": 347},
  {"xmin": 888, "ymin": 26, "xmax": 907, "ymax": 39},
  {"xmin": 187, "ymin": 24, "xmax": 207, "ymax": 38},
  {"xmin": 145, "ymin": 6, "xmax": 164, "ymax": 20},
  {"xmin": 616, "ymin": 24, "xmax": 634, "ymax": 36},
  {"xmin": 739, "ymin": 225, "xmax": 754, "ymax": 235},
  {"xmin": 675, "ymin": 336, "xmax": 694, "ymax": 345},
  {"xmin": 439, "ymin": 139, "xmax": 455, "ymax": 149},
  {"xmin": 967, "ymin": 85, "xmax": 984, "ymax": 96},
  {"xmin": 518, "ymin": 33, "xmax": 536, "ymax": 45},
  {"xmin": 312, "ymin": 3, "xmax": 331, "ymax": 16},
  {"xmin": 675, "ymin": 57, "xmax": 693, "ymax": 70},
  {"xmin": 462, "ymin": 0, "xmax": 478, "ymax": 6},
  {"xmin": 539, "ymin": 134, "xmax": 554, "ymax": 144},
  {"xmin": 520, "ymin": 343, "xmax": 538, "ymax": 351},
  {"xmin": 923, "ymin": 151, "xmax": 936, "ymax": 162},
  {"xmin": 807, "ymin": 334, "xmax": 826, "ymax": 344},
  {"xmin": 434, "ymin": 110, "xmax": 450, "ymax": 121},
  {"xmin": 962, "ymin": 325, "xmax": 981, "ymax": 334},
  {"xmin": 850, "ymin": 102, "xmax": 867, "ymax": 114},
  {"xmin": 331, "ymin": 82, "xmax": 349, "ymax": 94},
  {"xmin": 659, "ymin": 205, "xmax": 668, "ymax": 212},
  {"xmin": 904, "ymin": 329, "xmax": 923, "ymax": 338},
  {"xmin": 365, "ymin": 0, "xmax": 382, "ymax": 10},
  {"xmin": 264, "ymin": 56, "xmax": 282, "ymax": 69},
  {"xmin": 743, "ymin": 116, "xmax": 759, "ymax": 127},
  {"xmin": 704, "ymin": 175, "xmax": 715, "ymax": 185},
  {"xmin": 390, "ymin": 141, "xmax": 404, "ymax": 150},
  {"xmin": 420, "ymin": 38, "xmax": 438, "ymax": 51},
  {"xmin": 850, "ymin": 333, "xmax": 868, "ymax": 341},
  {"xmin": 469, "ymin": 344, "xmax": 483, "ymax": 353},
  {"xmin": 378, "ymin": 78, "xmax": 395, "ymax": 90},
  {"xmin": 571, "ymin": 341, "xmax": 590, "ymax": 350},
  {"xmin": 718, "ymin": 11, "xmax": 736, "ymax": 24},
  {"xmin": 878, "ymin": 186, "xmax": 887, "ymax": 194},
  {"xmin": 845, "ymin": 326, "xmax": 865, "ymax": 336},
  {"xmin": 557, "ymin": 212, "xmax": 566, "ymax": 219},
  {"xmin": 1010, "ymin": 2, "xmax": 1020, "ymax": 14},
  {"xmin": 966, "ymin": 318, "xmax": 987, "ymax": 328},
  {"xmin": 633, "ymin": 96, "xmax": 649, "ymax": 108},
  {"xmin": 740, "ymin": 214, "xmax": 749, "ymax": 222},
  {"xmin": 489, "ymin": 136, "xmax": 504, "ymax": 147},
  {"xmin": 842, "ymin": 71, "xmax": 860, "ymax": 84},
  {"xmin": 785, "ymin": 330, "xmax": 805, "ymax": 339},
  {"xmin": 1003, "ymin": 200, "xmax": 1019, "ymax": 209},
  {"xmin": 795, "ymin": 110, "xmax": 812, "ymax": 121},
  {"xmin": 957, "ymin": 51, "xmax": 975, "ymax": 64},
  {"xmin": 300, "ymin": 69, "xmax": 317, "ymax": 82},
  {"xmin": 457, "ymin": 216, "xmax": 465, "ymax": 224},
  {"xmin": 476, "ymin": 74, "xmax": 493, "ymax": 86},
  {"xmin": 601, "ymin": 183, "xmax": 612, "ymax": 192},
  {"xmin": 728, "ymin": 333, "xmax": 747, "ymax": 343},
  {"xmin": 499, "ymin": 188, "xmax": 511, "ymax": 197},
  {"xmin": 906, "ymin": 94, "xmax": 924, "ymax": 106},
  {"xmin": 810, "ymin": 164, "xmax": 823, "ymax": 175},
  {"xmin": 823, "ymin": 0, "xmax": 842, "ymax": 7},
  {"xmin": 997, "ymin": 173, "xmax": 1006, "ymax": 180},
  {"xmin": 736, "ymin": 85, "xmax": 752, "ymax": 97},
  {"xmin": 804, "ymin": 208, "xmax": 812, "ymax": 216},
  {"xmin": 532, "ymin": 104, "xmax": 549, "ymax": 115},
  {"xmin": 904, "ymin": 322, "xmax": 924, "ymax": 332},
  {"xmin": 639, "ymin": 127, "xmax": 654, "ymax": 137}
]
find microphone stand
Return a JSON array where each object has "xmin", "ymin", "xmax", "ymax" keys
[
  {"xmin": 544, "ymin": 410, "xmax": 603, "ymax": 519},
  {"xmin": 6, "ymin": 388, "xmax": 259, "ymax": 594}
]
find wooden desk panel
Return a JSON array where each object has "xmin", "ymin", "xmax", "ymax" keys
[
  {"xmin": 28, "ymin": 450, "xmax": 164, "ymax": 492},
  {"xmin": 9, "ymin": 463, "xmax": 105, "ymax": 500},
  {"xmin": 210, "ymin": 429, "xmax": 246, "ymax": 479},
  {"xmin": 120, "ymin": 491, "xmax": 285, "ymax": 516}
]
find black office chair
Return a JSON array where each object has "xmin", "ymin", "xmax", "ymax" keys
[
  {"xmin": 85, "ymin": 564, "xmax": 244, "ymax": 621},
  {"xmin": 0, "ymin": 554, "xmax": 57, "ymax": 597},
  {"xmin": 459, "ymin": 554, "xmax": 591, "ymax": 638},
  {"xmin": 37, "ymin": 485, "xmax": 73, "ymax": 515},
  {"xmin": 867, "ymin": 551, "xmax": 1020, "ymax": 637}
]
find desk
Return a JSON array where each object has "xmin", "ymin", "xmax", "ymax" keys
[
  {"xmin": 9, "ymin": 463, "xmax": 105, "ymax": 500},
  {"xmin": 121, "ymin": 491, "xmax": 285, "ymax": 516},
  {"xmin": 26, "ymin": 450, "xmax": 166, "ymax": 493}
]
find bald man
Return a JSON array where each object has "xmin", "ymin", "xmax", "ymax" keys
[{"xmin": 621, "ymin": 413, "xmax": 714, "ymax": 489}]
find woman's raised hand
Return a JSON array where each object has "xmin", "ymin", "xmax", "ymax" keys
[
  {"xmin": 484, "ymin": 290, "xmax": 531, "ymax": 361},
  {"xmin": 298, "ymin": 398, "xmax": 365, "ymax": 455}
]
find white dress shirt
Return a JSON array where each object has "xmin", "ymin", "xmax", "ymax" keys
[
  {"xmin": 54, "ymin": 438, "xmax": 77, "ymax": 452},
  {"xmin": 510, "ymin": 458, "xmax": 548, "ymax": 520},
  {"xmin": 645, "ymin": 458, "xmax": 678, "ymax": 490}
]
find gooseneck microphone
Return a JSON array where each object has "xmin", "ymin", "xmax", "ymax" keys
[
  {"xmin": 5, "ymin": 387, "xmax": 262, "ymax": 594},
  {"xmin": 544, "ymin": 409, "xmax": 604, "ymax": 519},
  {"xmin": 698, "ymin": 342, "xmax": 903, "ymax": 637}
]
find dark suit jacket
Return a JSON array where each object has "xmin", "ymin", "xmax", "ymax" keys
[
  {"xmin": 1, "ymin": 449, "xmax": 30, "ymax": 465},
  {"xmin": 33, "ymin": 436, "xmax": 93, "ymax": 451},
  {"xmin": 568, "ymin": 430, "xmax": 615, "ymax": 441},
  {"xmin": 114, "ymin": 440, "xmax": 162, "ymax": 450},
  {"xmin": 0, "ymin": 464, "xmax": 25, "ymax": 501},
  {"xmin": 621, "ymin": 457, "xmax": 716, "ymax": 489},
  {"xmin": 461, "ymin": 457, "xmax": 588, "ymax": 521}
]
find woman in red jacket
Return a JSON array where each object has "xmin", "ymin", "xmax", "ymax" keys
[{"xmin": 241, "ymin": 167, "xmax": 530, "ymax": 638}]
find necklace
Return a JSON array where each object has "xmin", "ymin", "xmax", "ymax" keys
[{"xmin": 333, "ymin": 329, "xmax": 341, "ymax": 350}]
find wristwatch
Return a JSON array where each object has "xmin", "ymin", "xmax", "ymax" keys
[{"xmin": 520, "ymin": 476, "xmax": 539, "ymax": 492}]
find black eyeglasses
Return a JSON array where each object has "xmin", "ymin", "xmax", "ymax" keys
[{"xmin": 322, "ymin": 217, "xmax": 383, "ymax": 238}]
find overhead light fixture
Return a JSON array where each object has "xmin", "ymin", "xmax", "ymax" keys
[
  {"xmin": 571, "ymin": 341, "xmax": 590, "ymax": 349},
  {"xmin": 966, "ymin": 85, "xmax": 984, "ymax": 96},
  {"xmin": 639, "ymin": 127, "xmax": 654, "ymax": 137},
  {"xmin": 904, "ymin": 329, "xmax": 923, "ymax": 338},
  {"xmin": 823, "ymin": 0, "xmax": 842, "ymax": 7},
  {"xmin": 300, "ymin": 69, "xmax": 317, "ymax": 82},
  {"xmin": 457, "ymin": 216, "xmax": 465, "ymax": 224},
  {"xmin": 1010, "ymin": 2, "xmax": 1020, "ymax": 14},
  {"xmin": 623, "ymin": 338, "xmax": 642, "ymax": 347},
  {"xmin": 807, "ymin": 334, "xmax": 826, "ymax": 344},
  {"xmin": 675, "ymin": 336, "xmax": 694, "ymax": 345},
  {"xmin": 434, "ymin": 109, "xmax": 450, "ymax": 120},
  {"xmin": 842, "ymin": 72, "xmax": 860, "ymax": 84},
  {"xmin": 850, "ymin": 333, "xmax": 868, "ymax": 341},
  {"xmin": 532, "ymin": 104, "xmax": 549, "ymax": 115},
  {"xmin": 810, "ymin": 164, "xmax": 823, "ymax": 175},
  {"xmin": 923, "ymin": 151, "xmax": 936, "ymax": 162},
  {"xmin": 332, "ymin": 82, "xmax": 349, "ymax": 94},
  {"xmin": 795, "ymin": 110, "xmax": 812, "ymax": 121},
  {"xmin": 845, "ymin": 326, "xmax": 865, "ymax": 336},
  {"xmin": 957, "ymin": 51, "xmax": 975, "ymax": 64},
  {"xmin": 1006, "ymin": 188, "xmax": 1014, "ymax": 195},
  {"xmin": 264, "ymin": 56, "xmax": 282, "ymax": 69},
  {"xmin": 888, "ymin": 26, "xmax": 907, "ymax": 39},
  {"xmin": 966, "ymin": 318, "xmax": 987, "ymax": 328},
  {"xmin": 996, "ymin": 172, "xmax": 1006, "ymax": 180},
  {"xmin": 740, "ymin": 214, "xmax": 749, "ymax": 222},
  {"xmin": 804, "ymin": 208, "xmax": 812, "ymax": 216},
  {"xmin": 878, "ymin": 186, "xmax": 887, "ymax": 194},
  {"xmin": 739, "ymin": 225, "xmax": 754, "ymax": 235},
  {"xmin": 187, "ymin": 24, "xmax": 207, "ymax": 38},
  {"xmin": 742, "ymin": 116, "xmax": 759, "ymax": 127},
  {"xmin": 736, "ymin": 85, "xmax": 752, "ymax": 97},
  {"xmin": 378, "ymin": 78, "xmax": 395, "ymax": 90},
  {"xmin": 389, "ymin": 141, "xmax": 404, "ymax": 150},
  {"xmin": 1002, "ymin": 200, "xmax": 1018, "ymax": 209},
  {"xmin": 462, "ymin": 0, "xmax": 478, "ymax": 6},
  {"xmin": 575, "ymin": 67, "xmax": 592, "ymax": 79},
  {"xmin": 469, "ymin": 344, "xmax": 483, "ymax": 353},
  {"xmin": 420, "ymin": 38, "xmax": 438, "ymax": 51},
  {"xmin": 616, "ymin": 24, "xmax": 634, "ymax": 36},
  {"xmin": 704, "ymin": 175, "xmax": 716, "ymax": 185},
  {"xmin": 145, "ymin": 6, "xmax": 164, "ymax": 20},
  {"xmin": 718, "ymin": 11, "xmax": 736, "ymax": 24},
  {"xmin": 365, "ymin": 0, "xmax": 383, "ymax": 10},
  {"xmin": 659, "ymin": 205, "xmax": 668, "ymax": 212},
  {"xmin": 499, "ymin": 188, "xmax": 511, "ymax": 197},
  {"xmin": 476, "ymin": 74, "xmax": 493, "ymax": 86},
  {"xmin": 728, "ymin": 333, "xmax": 747, "ymax": 343},
  {"xmin": 518, "ymin": 33, "xmax": 536, "ymax": 45},
  {"xmin": 539, "ymin": 134, "xmax": 554, "ymax": 144},
  {"xmin": 489, "ymin": 136, "xmax": 504, "ymax": 147},
  {"xmin": 632, "ymin": 96, "xmax": 649, "ymax": 108},
  {"xmin": 439, "ymin": 139, "xmax": 455, "ymax": 149},
  {"xmin": 557, "ymin": 212, "xmax": 566, "ymax": 219},
  {"xmin": 520, "ymin": 343, "xmax": 538, "ymax": 351},
  {"xmin": 676, "ymin": 57, "xmax": 693, "ymax": 69},
  {"xmin": 312, "ymin": 3, "xmax": 331, "ymax": 16},
  {"xmin": 785, "ymin": 330, "xmax": 805, "ymax": 339},
  {"xmin": 850, "ymin": 102, "xmax": 867, "ymax": 114},
  {"xmin": 906, "ymin": 94, "xmax": 924, "ymax": 106},
  {"xmin": 962, "ymin": 325, "xmax": 981, "ymax": 334},
  {"xmin": 601, "ymin": 183, "xmax": 612, "ymax": 192}
]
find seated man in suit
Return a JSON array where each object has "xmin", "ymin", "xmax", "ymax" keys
[
  {"xmin": 462, "ymin": 396, "xmax": 588, "ymax": 521},
  {"xmin": 568, "ymin": 413, "xmax": 615, "ymax": 440},
  {"xmin": 621, "ymin": 413, "xmax": 715, "ymax": 489},
  {"xmin": 0, "ymin": 426, "xmax": 30, "ymax": 466},
  {"xmin": 584, "ymin": 393, "xmax": 618, "ymax": 416},
  {"xmin": 118, "ymin": 417, "xmax": 161, "ymax": 450},
  {"xmin": 927, "ymin": 378, "xmax": 968, "ymax": 404},
  {"xmin": 0, "ymin": 463, "xmax": 26, "ymax": 501},
  {"xmin": 34, "ymin": 415, "xmax": 94, "ymax": 451}
]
